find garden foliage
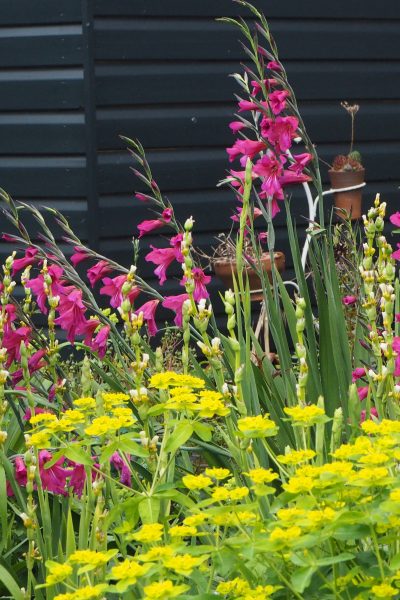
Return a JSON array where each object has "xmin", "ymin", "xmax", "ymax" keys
[{"xmin": 0, "ymin": 2, "xmax": 400, "ymax": 599}]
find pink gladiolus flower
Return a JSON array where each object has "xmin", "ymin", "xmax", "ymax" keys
[
  {"xmin": 145, "ymin": 235, "xmax": 183, "ymax": 286},
  {"xmin": 289, "ymin": 153, "xmax": 313, "ymax": 175},
  {"xmin": 251, "ymin": 79, "xmax": 278, "ymax": 95},
  {"xmin": 396, "ymin": 314, "xmax": 400, "ymax": 323},
  {"xmin": 267, "ymin": 60, "xmax": 282, "ymax": 71},
  {"xmin": 357, "ymin": 386, "xmax": 369, "ymax": 401},
  {"xmin": 12, "ymin": 247, "xmax": 39, "ymax": 276},
  {"xmin": 263, "ymin": 116, "xmax": 299, "ymax": 152},
  {"xmin": 54, "ymin": 288, "xmax": 87, "ymax": 344},
  {"xmin": 38, "ymin": 451, "xmax": 70, "ymax": 496},
  {"xmin": 135, "ymin": 192, "xmax": 153, "ymax": 202},
  {"xmin": 2, "ymin": 234, "xmax": 19, "ymax": 243},
  {"xmin": 258, "ymin": 232, "xmax": 268, "ymax": 242},
  {"xmin": 135, "ymin": 299, "xmax": 159, "ymax": 337},
  {"xmin": 352, "ymin": 367, "xmax": 366, "ymax": 383},
  {"xmin": 342, "ymin": 295, "xmax": 357, "ymax": 306},
  {"xmin": 68, "ymin": 460, "xmax": 99, "ymax": 497},
  {"xmin": 253, "ymin": 153, "xmax": 284, "ymax": 197},
  {"xmin": 269, "ymin": 90, "xmax": 290, "ymax": 115},
  {"xmin": 91, "ymin": 325, "xmax": 111, "ymax": 358},
  {"xmin": 226, "ymin": 139, "xmax": 267, "ymax": 165},
  {"xmin": 279, "ymin": 170, "xmax": 312, "ymax": 187},
  {"xmin": 181, "ymin": 268, "xmax": 211, "ymax": 302},
  {"xmin": 70, "ymin": 246, "xmax": 90, "ymax": 267},
  {"xmin": 3, "ymin": 304, "xmax": 17, "ymax": 334},
  {"xmin": 390, "ymin": 212, "xmax": 400, "ymax": 227},
  {"xmin": 360, "ymin": 407, "xmax": 378, "ymax": 423},
  {"xmin": 26, "ymin": 264, "xmax": 65, "ymax": 314},
  {"xmin": 162, "ymin": 293, "xmax": 189, "ymax": 327},
  {"xmin": 80, "ymin": 318, "xmax": 101, "ymax": 347},
  {"xmin": 229, "ymin": 121, "xmax": 246, "ymax": 133},
  {"xmin": 192, "ymin": 268, "xmax": 211, "ymax": 302},
  {"xmin": 87, "ymin": 260, "xmax": 113, "ymax": 288},
  {"xmin": 137, "ymin": 208, "xmax": 173, "ymax": 238},
  {"xmin": 100, "ymin": 275, "xmax": 140, "ymax": 309},
  {"xmin": 392, "ymin": 243, "xmax": 400, "ymax": 261},
  {"xmin": 3, "ymin": 326, "xmax": 31, "ymax": 367},
  {"xmin": 69, "ymin": 463, "xmax": 86, "ymax": 497},
  {"xmin": 12, "ymin": 349, "xmax": 47, "ymax": 385},
  {"xmin": 237, "ymin": 100, "xmax": 261, "ymax": 112},
  {"xmin": 111, "ymin": 452, "xmax": 132, "ymax": 487},
  {"xmin": 15, "ymin": 457, "xmax": 27, "ymax": 487}
]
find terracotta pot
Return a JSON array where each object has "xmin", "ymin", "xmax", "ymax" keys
[
  {"xmin": 213, "ymin": 251, "xmax": 285, "ymax": 297},
  {"xmin": 328, "ymin": 168, "xmax": 365, "ymax": 220}
]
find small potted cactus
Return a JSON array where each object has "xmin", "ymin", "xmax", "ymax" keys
[{"xmin": 329, "ymin": 102, "xmax": 365, "ymax": 219}]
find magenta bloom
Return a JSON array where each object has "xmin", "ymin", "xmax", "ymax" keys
[
  {"xmin": 26, "ymin": 264, "xmax": 65, "ymax": 314},
  {"xmin": 135, "ymin": 299, "xmax": 159, "ymax": 337},
  {"xmin": 3, "ymin": 325, "xmax": 31, "ymax": 367},
  {"xmin": 80, "ymin": 318, "xmax": 101, "ymax": 347},
  {"xmin": 229, "ymin": 121, "xmax": 246, "ymax": 133},
  {"xmin": 267, "ymin": 60, "xmax": 282, "ymax": 71},
  {"xmin": 12, "ymin": 247, "xmax": 39, "ymax": 276},
  {"xmin": 289, "ymin": 153, "xmax": 313, "ymax": 175},
  {"xmin": 54, "ymin": 288, "xmax": 87, "ymax": 343},
  {"xmin": 390, "ymin": 212, "xmax": 400, "ymax": 227},
  {"xmin": 360, "ymin": 407, "xmax": 378, "ymax": 423},
  {"xmin": 100, "ymin": 275, "xmax": 140, "ymax": 309},
  {"xmin": 279, "ymin": 169, "xmax": 312, "ymax": 187},
  {"xmin": 87, "ymin": 260, "xmax": 113, "ymax": 288},
  {"xmin": 237, "ymin": 100, "xmax": 261, "ymax": 112},
  {"xmin": 226, "ymin": 139, "xmax": 267, "ymax": 165},
  {"xmin": 70, "ymin": 246, "xmax": 90, "ymax": 267},
  {"xmin": 69, "ymin": 463, "xmax": 86, "ymax": 497},
  {"xmin": 145, "ymin": 236, "xmax": 183, "ymax": 286},
  {"xmin": 3, "ymin": 304, "xmax": 17, "ymax": 334},
  {"xmin": 264, "ymin": 116, "xmax": 299, "ymax": 152},
  {"xmin": 91, "ymin": 325, "xmax": 111, "ymax": 358},
  {"xmin": 253, "ymin": 153, "xmax": 284, "ymax": 197},
  {"xmin": 111, "ymin": 452, "xmax": 132, "ymax": 487},
  {"xmin": 392, "ymin": 243, "xmax": 400, "ymax": 261},
  {"xmin": 38, "ymin": 451, "xmax": 70, "ymax": 496},
  {"xmin": 137, "ymin": 208, "xmax": 173, "ymax": 238},
  {"xmin": 12, "ymin": 349, "xmax": 47, "ymax": 385},
  {"xmin": 269, "ymin": 90, "xmax": 290, "ymax": 115},
  {"xmin": 352, "ymin": 367, "xmax": 366, "ymax": 383},
  {"xmin": 357, "ymin": 386, "xmax": 369, "ymax": 401},
  {"xmin": 251, "ymin": 78, "xmax": 277, "ymax": 95},
  {"xmin": 162, "ymin": 293, "xmax": 189, "ymax": 327},
  {"xmin": 181, "ymin": 267, "xmax": 211, "ymax": 302},
  {"xmin": 342, "ymin": 295, "xmax": 357, "ymax": 306}
]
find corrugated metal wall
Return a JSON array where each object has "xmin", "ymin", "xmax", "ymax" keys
[{"xmin": 1, "ymin": 1, "xmax": 400, "ymax": 318}]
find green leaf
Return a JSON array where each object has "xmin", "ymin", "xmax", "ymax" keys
[
  {"xmin": 118, "ymin": 437, "xmax": 149, "ymax": 458},
  {"xmin": 165, "ymin": 422, "xmax": 193, "ymax": 455},
  {"xmin": 291, "ymin": 566, "xmax": 316, "ymax": 593},
  {"xmin": 193, "ymin": 422, "xmax": 213, "ymax": 442},
  {"xmin": 0, "ymin": 565, "xmax": 24, "ymax": 600},
  {"xmin": 63, "ymin": 446, "xmax": 94, "ymax": 467},
  {"xmin": 316, "ymin": 552, "xmax": 354, "ymax": 566},
  {"xmin": 138, "ymin": 496, "xmax": 160, "ymax": 524}
]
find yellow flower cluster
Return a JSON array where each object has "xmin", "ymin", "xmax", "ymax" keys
[
  {"xmin": 149, "ymin": 371, "xmax": 205, "ymax": 389},
  {"xmin": 284, "ymin": 404, "xmax": 325, "ymax": 425},
  {"xmin": 162, "ymin": 387, "xmax": 229, "ymax": 418},
  {"xmin": 237, "ymin": 414, "xmax": 278, "ymax": 438},
  {"xmin": 26, "ymin": 390, "xmax": 137, "ymax": 448}
]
